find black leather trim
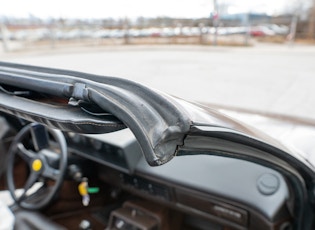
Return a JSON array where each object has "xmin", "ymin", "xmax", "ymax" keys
[
  {"xmin": 0, "ymin": 92, "xmax": 126, "ymax": 134},
  {"xmin": 0, "ymin": 62, "xmax": 191, "ymax": 166}
]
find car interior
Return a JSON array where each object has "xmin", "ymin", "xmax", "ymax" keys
[
  {"xmin": 0, "ymin": 62, "xmax": 314, "ymax": 230},
  {"xmin": 0, "ymin": 118, "xmax": 296, "ymax": 230}
]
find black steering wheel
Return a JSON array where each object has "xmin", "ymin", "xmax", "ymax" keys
[{"xmin": 6, "ymin": 123, "xmax": 67, "ymax": 210}]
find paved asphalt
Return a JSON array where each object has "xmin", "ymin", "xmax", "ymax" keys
[{"xmin": 2, "ymin": 44, "xmax": 315, "ymax": 120}]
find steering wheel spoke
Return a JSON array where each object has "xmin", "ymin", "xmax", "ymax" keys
[
  {"xmin": 17, "ymin": 143, "xmax": 36, "ymax": 164},
  {"xmin": 30, "ymin": 123, "xmax": 50, "ymax": 151},
  {"xmin": 42, "ymin": 165, "xmax": 60, "ymax": 181},
  {"xmin": 17, "ymin": 171, "xmax": 40, "ymax": 203}
]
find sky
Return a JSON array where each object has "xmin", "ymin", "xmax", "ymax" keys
[{"xmin": 0, "ymin": 0, "xmax": 302, "ymax": 19}]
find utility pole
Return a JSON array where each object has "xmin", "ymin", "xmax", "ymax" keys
[
  {"xmin": 244, "ymin": 12, "xmax": 251, "ymax": 46},
  {"xmin": 0, "ymin": 23, "xmax": 9, "ymax": 52},
  {"xmin": 213, "ymin": 0, "xmax": 219, "ymax": 46},
  {"xmin": 308, "ymin": 0, "xmax": 315, "ymax": 39},
  {"xmin": 288, "ymin": 0, "xmax": 303, "ymax": 46},
  {"xmin": 124, "ymin": 17, "xmax": 130, "ymax": 45},
  {"xmin": 288, "ymin": 13, "xmax": 298, "ymax": 45}
]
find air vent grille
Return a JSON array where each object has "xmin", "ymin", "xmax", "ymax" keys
[{"xmin": 121, "ymin": 174, "xmax": 171, "ymax": 201}]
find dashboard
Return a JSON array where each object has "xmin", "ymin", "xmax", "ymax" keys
[
  {"xmin": 64, "ymin": 128, "xmax": 293, "ymax": 230},
  {"xmin": 0, "ymin": 61, "xmax": 312, "ymax": 230}
]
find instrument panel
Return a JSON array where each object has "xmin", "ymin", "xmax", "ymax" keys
[{"xmin": 64, "ymin": 129, "xmax": 293, "ymax": 230}]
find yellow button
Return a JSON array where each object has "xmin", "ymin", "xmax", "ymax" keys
[
  {"xmin": 78, "ymin": 181, "xmax": 88, "ymax": 196},
  {"xmin": 32, "ymin": 159, "xmax": 42, "ymax": 171}
]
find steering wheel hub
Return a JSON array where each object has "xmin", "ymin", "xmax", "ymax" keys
[{"xmin": 31, "ymin": 159, "xmax": 43, "ymax": 172}]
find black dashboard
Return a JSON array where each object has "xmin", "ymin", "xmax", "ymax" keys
[{"xmin": 64, "ymin": 129, "xmax": 293, "ymax": 230}]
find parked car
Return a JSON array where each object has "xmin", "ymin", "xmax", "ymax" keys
[{"xmin": 250, "ymin": 26, "xmax": 276, "ymax": 37}]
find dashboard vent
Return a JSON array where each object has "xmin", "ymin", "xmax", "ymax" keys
[{"xmin": 121, "ymin": 174, "xmax": 171, "ymax": 201}]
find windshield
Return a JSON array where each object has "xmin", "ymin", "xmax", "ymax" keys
[{"xmin": 0, "ymin": 0, "xmax": 314, "ymax": 121}]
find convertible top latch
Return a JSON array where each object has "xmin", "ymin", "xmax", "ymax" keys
[{"xmin": 73, "ymin": 83, "xmax": 88, "ymax": 100}]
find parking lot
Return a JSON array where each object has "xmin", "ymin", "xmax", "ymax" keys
[{"xmin": 1, "ymin": 43, "xmax": 315, "ymax": 120}]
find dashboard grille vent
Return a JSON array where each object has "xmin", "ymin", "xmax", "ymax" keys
[{"xmin": 122, "ymin": 174, "xmax": 171, "ymax": 201}]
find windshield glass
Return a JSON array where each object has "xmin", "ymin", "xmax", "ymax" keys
[{"xmin": 0, "ymin": 0, "xmax": 314, "ymax": 121}]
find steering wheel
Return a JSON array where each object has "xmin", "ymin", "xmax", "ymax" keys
[{"xmin": 6, "ymin": 123, "xmax": 67, "ymax": 210}]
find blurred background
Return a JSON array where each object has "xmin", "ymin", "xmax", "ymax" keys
[
  {"xmin": 0, "ymin": 0, "xmax": 315, "ymax": 120},
  {"xmin": 1, "ymin": 0, "xmax": 315, "ymax": 49}
]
